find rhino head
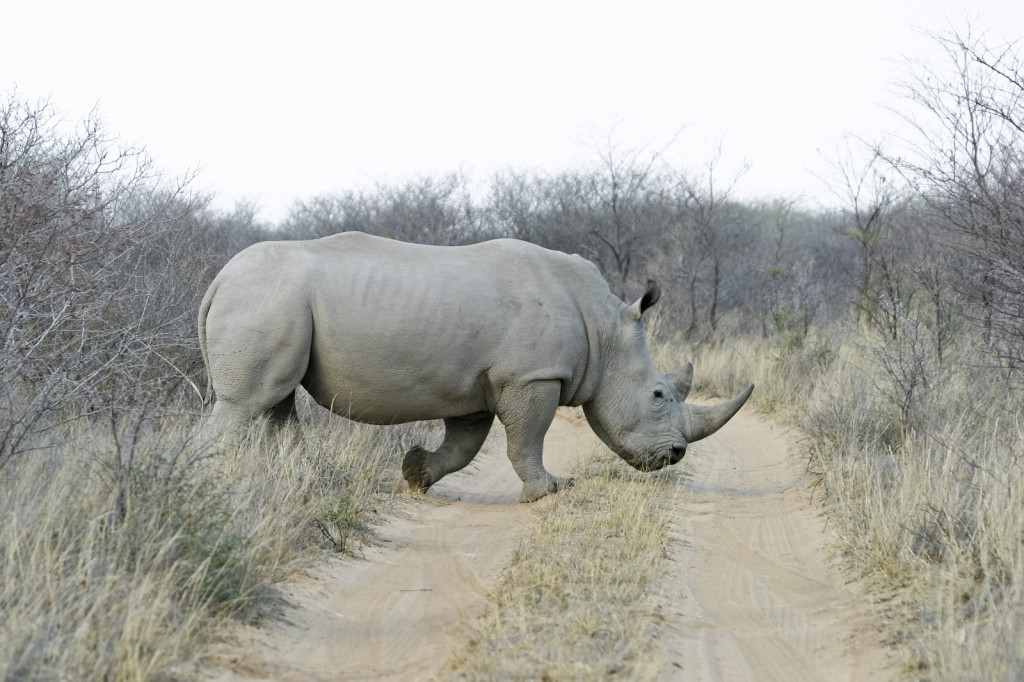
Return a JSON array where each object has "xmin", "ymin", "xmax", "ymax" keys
[{"xmin": 582, "ymin": 281, "xmax": 754, "ymax": 472}]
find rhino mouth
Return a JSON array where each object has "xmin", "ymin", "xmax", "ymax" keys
[{"xmin": 628, "ymin": 444, "xmax": 686, "ymax": 472}]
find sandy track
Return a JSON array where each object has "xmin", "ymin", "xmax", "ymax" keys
[
  {"xmin": 201, "ymin": 408, "xmax": 894, "ymax": 681},
  {"xmin": 657, "ymin": 411, "xmax": 895, "ymax": 680}
]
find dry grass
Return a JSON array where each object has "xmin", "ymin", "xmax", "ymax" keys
[
  {"xmin": 798, "ymin": 346, "xmax": 1024, "ymax": 679},
  {"xmin": 9, "ymin": 316, "xmax": 1023, "ymax": 680},
  {"xmin": 662, "ymin": 326, "xmax": 1024, "ymax": 680},
  {"xmin": 446, "ymin": 437, "xmax": 684, "ymax": 681},
  {"xmin": 0, "ymin": 402, "xmax": 433, "ymax": 681}
]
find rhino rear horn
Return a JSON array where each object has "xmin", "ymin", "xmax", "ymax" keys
[
  {"xmin": 682, "ymin": 384, "xmax": 754, "ymax": 443},
  {"xmin": 671, "ymin": 362, "xmax": 694, "ymax": 400}
]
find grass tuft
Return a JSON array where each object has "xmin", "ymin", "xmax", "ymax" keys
[{"xmin": 446, "ymin": 439, "xmax": 683, "ymax": 681}]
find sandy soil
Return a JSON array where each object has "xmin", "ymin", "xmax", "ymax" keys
[
  {"xmin": 199, "ymin": 408, "xmax": 895, "ymax": 681},
  {"xmin": 657, "ymin": 411, "xmax": 896, "ymax": 681}
]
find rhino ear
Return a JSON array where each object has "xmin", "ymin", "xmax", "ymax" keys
[
  {"xmin": 628, "ymin": 280, "xmax": 661, "ymax": 320},
  {"xmin": 671, "ymin": 362, "xmax": 694, "ymax": 400}
]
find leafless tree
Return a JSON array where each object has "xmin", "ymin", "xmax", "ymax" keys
[
  {"xmin": 483, "ymin": 140, "xmax": 677, "ymax": 301},
  {"xmin": 672, "ymin": 144, "xmax": 751, "ymax": 336},
  {"xmin": 575, "ymin": 138, "xmax": 674, "ymax": 297},
  {"xmin": 752, "ymin": 199, "xmax": 815, "ymax": 341},
  {"xmin": 824, "ymin": 139, "xmax": 916, "ymax": 337},
  {"xmin": 888, "ymin": 26, "xmax": 1024, "ymax": 368}
]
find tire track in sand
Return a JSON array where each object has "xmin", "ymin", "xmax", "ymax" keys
[{"xmin": 656, "ymin": 410, "xmax": 895, "ymax": 681}]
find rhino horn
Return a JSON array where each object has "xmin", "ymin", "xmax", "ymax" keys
[
  {"xmin": 682, "ymin": 384, "xmax": 754, "ymax": 443},
  {"xmin": 671, "ymin": 362, "xmax": 694, "ymax": 400}
]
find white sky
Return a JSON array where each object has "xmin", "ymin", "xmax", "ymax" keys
[{"xmin": 3, "ymin": 1, "xmax": 1023, "ymax": 222}]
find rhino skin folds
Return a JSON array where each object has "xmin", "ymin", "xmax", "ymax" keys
[{"xmin": 198, "ymin": 232, "xmax": 753, "ymax": 502}]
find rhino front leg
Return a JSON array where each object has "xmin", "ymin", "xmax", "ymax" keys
[
  {"xmin": 403, "ymin": 412, "xmax": 495, "ymax": 493},
  {"xmin": 497, "ymin": 380, "xmax": 572, "ymax": 503}
]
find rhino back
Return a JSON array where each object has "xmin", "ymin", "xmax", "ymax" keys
[{"xmin": 286, "ymin": 233, "xmax": 606, "ymax": 422}]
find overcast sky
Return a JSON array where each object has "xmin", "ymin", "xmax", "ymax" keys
[{"xmin": 4, "ymin": 1, "xmax": 1022, "ymax": 221}]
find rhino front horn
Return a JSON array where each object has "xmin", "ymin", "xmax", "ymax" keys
[{"xmin": 682, "ymin": 384, "xmax": 754, "ymax": 443}]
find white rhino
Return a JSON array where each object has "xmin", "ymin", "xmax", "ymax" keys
[{"xmin": 198, "ymin": 232, "xmax": 753, "ymax": 502}]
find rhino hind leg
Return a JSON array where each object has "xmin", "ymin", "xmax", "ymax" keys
[
  {"xmin": 403, "ymin": 413, "xmax": 495, "ymax": 493},
  {"xmin": 202, "ymin": 390, "xmax": 302, "ymax": 448},
  {"xmin": 268, "ymin": 390, "xmax": 300, "ymax": 430},
  {"xmin": 202, "ymin": 398, "xmax": 251, "ymax": 445}
]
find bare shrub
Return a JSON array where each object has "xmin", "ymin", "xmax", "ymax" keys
[
  {"xmin": 284, "ymin": 173, "xmax": 479, "ymax": 245},
  {"xmin": 0, "ymin": 96, "xmax": 212, "ymax": 468},
  {"xmin": 864, "ymin": 299, "xmax": 944, "ymax": 433}
]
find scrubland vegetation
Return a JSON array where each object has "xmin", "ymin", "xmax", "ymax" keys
[{"xmin": 1, "ymin": 24, "xmax": 1022, "ymax": 680}]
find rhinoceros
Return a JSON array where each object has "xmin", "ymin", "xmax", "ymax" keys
[{"xmin": 198, "ymin": 232, "xmax": 753, "ymax": 502}]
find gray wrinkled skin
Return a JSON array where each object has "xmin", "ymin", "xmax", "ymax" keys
[{"xmin": 198, "ymin": 232, "xmax": 753, "ymax": 502}]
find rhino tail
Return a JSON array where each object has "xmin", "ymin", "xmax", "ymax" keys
[{"xmin": 197, "ymin": 279, "xmax": 219, "ymax": 406}]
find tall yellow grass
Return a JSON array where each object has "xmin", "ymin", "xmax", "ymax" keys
[{"xmin": 0, "ymin": 404, "xmax": 434, "ymax": 680}]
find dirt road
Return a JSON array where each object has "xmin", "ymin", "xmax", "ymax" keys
[
  {"xmin": 202, "ymin": 413, "xmax": 580, "ymax": 681},
  {"xmin": 201, "ymin": 408, "xmax": 894, "ymax": 681},
  {"xmin": 657, "ymin": 412, "xmax": 894, "ymax": 680}
]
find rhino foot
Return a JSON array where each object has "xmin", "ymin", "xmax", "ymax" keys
[
  {"xmin": 519, "ymin": 476, "xmax": 575, "ymax": 503},
  {"xmin": 402, "ymin": 445, "xmax": 433, "ymax": 493}
]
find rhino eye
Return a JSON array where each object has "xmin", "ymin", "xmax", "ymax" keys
[{"xmin": 653, "ymin": 389, "xmax": 664, "ymax": 399}]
